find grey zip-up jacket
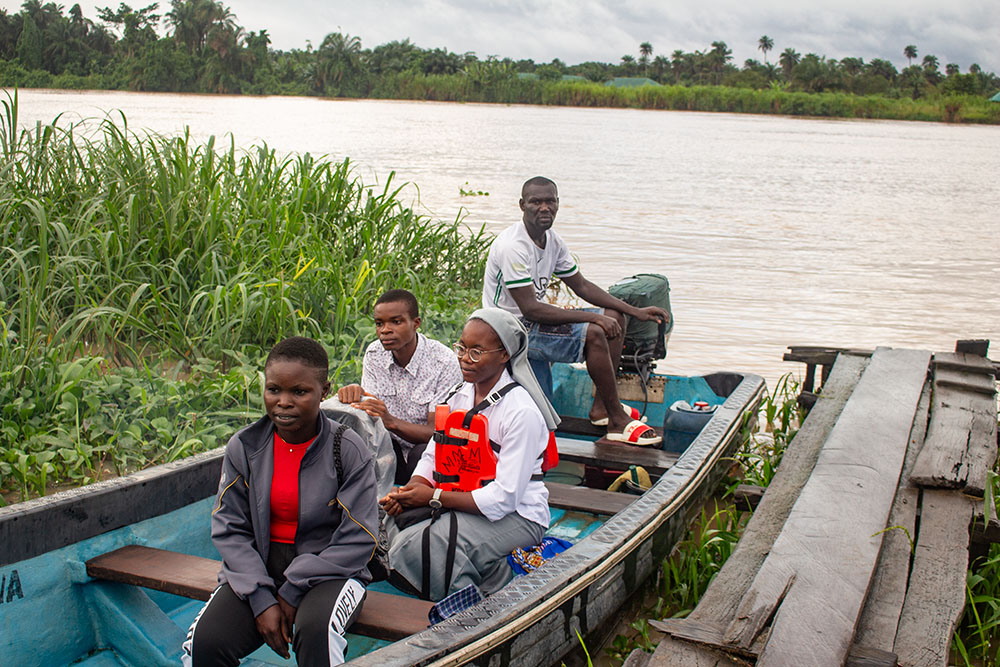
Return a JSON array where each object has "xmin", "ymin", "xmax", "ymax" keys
[{"xmin": 211, "ymin": 414, "xmax": 379, "ymax": 616}]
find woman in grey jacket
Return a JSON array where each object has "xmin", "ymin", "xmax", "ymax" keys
[{"xmin": 183, "ymin": 337, "xmax": 379, "ymax": 667}]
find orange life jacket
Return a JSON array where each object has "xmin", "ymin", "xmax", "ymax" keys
[{"xmin": 432, "ymin": 382, "xmax": 555, "ymax": 492}]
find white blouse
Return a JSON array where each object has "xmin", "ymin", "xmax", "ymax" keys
[{"xmin": 413, "ymin": 369, "xmax": 550, "ymax": 528}]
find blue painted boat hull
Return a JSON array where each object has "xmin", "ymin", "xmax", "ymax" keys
[{"xmin": 0, "ymin": 367, "xmax": 764, "ymax": 666}]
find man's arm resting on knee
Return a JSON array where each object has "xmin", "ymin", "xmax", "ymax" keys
[
  {"xmin": 562, "ymin": 274, "xmax": 671, "ymax": 326},
  {"xmin": 509, "ymin": 284, "xmax": 608, "ymax": 326}
]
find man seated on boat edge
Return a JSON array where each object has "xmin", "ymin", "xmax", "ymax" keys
[
  {"xmin": 380, "ymin": 308, "xmax": 559, "ymax": 602},
  {"xmin": 481, "ymin": 176, "xmax": 669, "ymax": 447},
  {"xmin": 184, "ymin": 337, "xmax": 378, "ymax": 667},
  {"xmin": 337, "ymin": 288, "xmax": 462, "ymax": 485}
]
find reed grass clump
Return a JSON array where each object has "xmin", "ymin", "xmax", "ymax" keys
[
  {"xmin": 369, "ymin": 74, "xmax": 1000, "ymax": 124},
  {"xmin": 955, "ymin": 468, "xmax": 1000, "ymax": 666},
  {"xmin": 0, "ymin": 90, "xmax": 489, "ymax": 501}
]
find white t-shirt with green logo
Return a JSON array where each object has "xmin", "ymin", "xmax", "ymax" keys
[{"xmin": 482, "ymin": 221, "xmax": 578, "ymax": 317}]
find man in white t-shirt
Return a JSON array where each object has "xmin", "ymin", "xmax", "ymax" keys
[{"xmin": 482, "ymin": 177, "xmax": 670, "ymax": 446}]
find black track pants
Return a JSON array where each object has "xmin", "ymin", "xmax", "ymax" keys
[{"xmin": 182, "ymin": 544, "xmax": 366, "ymax": 667}]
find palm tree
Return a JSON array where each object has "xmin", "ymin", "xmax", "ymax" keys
[
  {"xmin": 868, "ymin": 58, "xmax": 897, "ymax": 81},
  {"xmin": 903, "ymin": 44, "xmax": 917, "ymax": 66},
  {"xmin": 639, "ymin": 41, "xmax": 652, "ymax": 73},
  {"xmin": 315, "ymin": 32, "xmax": 364, "ymax": 95},
  {"xmin": 779, "ymin": 47, "xmax": 800, "ymax": 78},
  {"xmin": 166, "ymin": 0, "xmax": 235, "ymax": 55},
  {"xmin": 651, "ymin": 54, "xmax": 669, "ymax": 81},
  {"xmin": 945, "ymin": 63, "xmax": 959, "ymax": 76},
  {"xmin": 620, "ymin": 54, "xmax": 636, "ymax": 76},
  {"xmin": 969, "ymin": 63, "xmax": 982, "ymax": 75},
  {"xmin": 841, "ymin": 57, "xmax": 864, "ymax": 76},
  {"xmin": 758, "ymin": 35, "xmax": 773, "ymax": 64},
  {"xmin": 708, "ymin": 41, "xmax": 731, "ymax": 84}
]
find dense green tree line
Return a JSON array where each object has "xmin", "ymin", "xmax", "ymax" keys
[{"xmin": 1, "ymin": 1, "xmax": 997, "ymax": 105}]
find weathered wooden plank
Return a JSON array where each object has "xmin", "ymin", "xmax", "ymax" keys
[
  {"xmin": 933, "ymin": 367, "xmax": 997, "ymax": 395},
  {"xmin": 651, "ymin": 618, "xmax": 764, "ymax": 659},
  {"xmin": 622, "ymin": 648, "xmax": 653, "ymax": 667},
  {"xmin": 854, "ymin": 380, "xmax": 932, "ymax": 651},
  {"xmin": 910, "ymin": 369, "xmax": 998, "ymax": 496},
  {"xmin": 683, "ymin": 354, "xmax": 870, "ymax": 627},
  {"xmin": 735, "ymin": 348, "xmax": 931, "ymax": 666},
  {"xmin": 728, "ymin": 484, "xmax": 764, "ymax": 512},
  {"xmin": 932, "ymin": 351, "xmax": 1000, "ymax": 380},
  {"xmin": 954, "ymin": 340, "xmax": 990, "ymax": 357},
  {"xmin": 970, "ymin": 513, "xmax": 1000, "ymax": 545},
  {"xmin": 893, "ymin": 489, "xmax": 978, "ymax": 667},
  {"xmin": 545, "ymin": 481, "xmax": 636, "ymax": 515},
  {"xmin": 783, "ymin": 346, "xmax": 873, "ymax": 367},
  {"xmin": 845, "ymin": 646, "xmax": 899, "ymax": 667},
  {"xmin": 86, "ymin": 545, "xmax": 433, "ymax": 641},
  {"xmin": 555, "ymin": 435, "xmax": 677, "ymax": 476},
  {"xmin": 644, "ymin": 631, "xmax": 752, "ymax": 667},
  {"xmin": 648, "ymin": 619, "xmax": 897, "ymax": 666}
]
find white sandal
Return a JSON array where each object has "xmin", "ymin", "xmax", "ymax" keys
[
  {"xmin": 590, "ymin": 403, "xmax": 647, "ymax": 427},
  {"xmin": 605, "ymin": 420, "xmax": 662, "ymax": 447}
]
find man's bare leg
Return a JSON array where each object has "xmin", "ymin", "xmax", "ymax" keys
[{"xmin": 585, "ymin": 309, "xmax": 630, "ymax": 432}]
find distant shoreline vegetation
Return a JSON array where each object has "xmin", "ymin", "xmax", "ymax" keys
[{"xmin": 1, "ymin": 2, "xmax": 998, "ymax": 125}]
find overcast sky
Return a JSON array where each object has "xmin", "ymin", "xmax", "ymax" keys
[{"xmin": 7, "ymin": 0, "xmax": 999, "ymax": 74}]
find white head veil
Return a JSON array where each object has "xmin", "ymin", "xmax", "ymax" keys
[{"xmin": 468, "ymin": 308, "xmax": 560, "ymax": 431}]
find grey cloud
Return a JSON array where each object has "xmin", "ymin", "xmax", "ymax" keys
[{"xmin": 45, "ymin": 0, "xmax": 1000, "ymax": 72}]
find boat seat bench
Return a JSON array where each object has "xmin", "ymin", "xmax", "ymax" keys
[
  {"xmin": 545, "ymin": 481, "xmax": 635, "ymax": 515},
  {"xmin": 554, "ymin": 434, "xmax": 678, "ymax": 476},
  {"xmin": 85, "ymin": 545, "xmax": 431, "ymax": 641}
]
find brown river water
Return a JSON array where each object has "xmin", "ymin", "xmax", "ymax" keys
[{"xmin": 11, "ymin": 89, "xmax": 1000, "ymax": 393}]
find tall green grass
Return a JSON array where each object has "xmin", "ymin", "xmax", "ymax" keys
[
  {"xmin": 955, "ymin": 467, "xmax": 1000, "ymax": 666},
  {"xmin": 371, "ymin": 74, "xmax": 1000, "ymax": 124},
  {"xmin": 0, "ymin": 90, "xmax": 489, "ymax": 501}
]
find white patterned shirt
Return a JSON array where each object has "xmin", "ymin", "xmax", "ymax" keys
[
  {"xmin": 482, "ymin": 221, "xmax": 579, "ymax": 316},
  {"xmin": 361, "ymin": 333, "xmax": 462, "ymax": 453}
]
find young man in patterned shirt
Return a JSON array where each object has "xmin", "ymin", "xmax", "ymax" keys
[{"xmin": 338, "ymin": 289, "xmax": 462, "ymax": 483}]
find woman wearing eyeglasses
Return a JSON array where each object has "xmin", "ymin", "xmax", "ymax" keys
[{"xmin": 380, "ymin": 308, "xmax": 560, "ymax": 602}]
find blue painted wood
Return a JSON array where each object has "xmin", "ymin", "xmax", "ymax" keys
[{"xmin": 550, "ymin": 364, "xmax": 725, "ymax": 429}]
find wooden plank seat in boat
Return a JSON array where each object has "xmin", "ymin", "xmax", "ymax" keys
[
  {"xmin": 545, "ymin": 481, "xmax": 635, "ymax": 515},
  {"xmin": 85, "ymin": 545, "xmax": 431, "ymax": 641},
  {"xmin": 554, "ymin": 434, "xmax": 677, "ymax": 476}
]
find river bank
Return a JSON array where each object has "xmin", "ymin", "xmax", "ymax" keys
[{"xmin": 4, "ymin": 72, "xmax": 999, "ymax": 124}]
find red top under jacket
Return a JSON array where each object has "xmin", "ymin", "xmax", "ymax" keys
[{"xmin": 269, "ymin": 432, "xmax": 315, "ymax": 544}]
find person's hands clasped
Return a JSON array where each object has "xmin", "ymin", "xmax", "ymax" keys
[
  {"xmin": 379, "ymin": 483, "xmax": 434, "ymax": 516},
  {"xmin": 255, "ymin": 598, "xmax": 293, "ymax": 659}
]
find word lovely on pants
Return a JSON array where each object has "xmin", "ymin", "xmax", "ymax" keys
[{"xmin": 0, "ymin": 570, "xmax": 23, "ymax": 603}]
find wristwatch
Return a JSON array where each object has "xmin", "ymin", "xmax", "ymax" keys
[{"xmin": 429, "ymin": 488, "xmax": 443, "ymax": 510}]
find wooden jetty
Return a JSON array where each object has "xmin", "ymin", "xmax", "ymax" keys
[{"xmin": 625, "ymin": 341, "xmax": 999, "ymax": 667}]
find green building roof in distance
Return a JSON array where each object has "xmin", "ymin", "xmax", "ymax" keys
[
  {"xmin": 989, "ymin": 91, "xmax": 1000, "ymax": 102},
  {"xmin": 606, "ymin": 77, "xmax": 661, "ymax": 88}
]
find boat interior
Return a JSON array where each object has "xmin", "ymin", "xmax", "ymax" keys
[{"xmin": 11, "ymin": 364, "xmax": 747, "ymax": 666}]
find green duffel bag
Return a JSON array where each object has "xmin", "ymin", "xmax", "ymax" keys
[{"xmin": 608, "ymin": 273, "xmax": 673, "ymax": 361}]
